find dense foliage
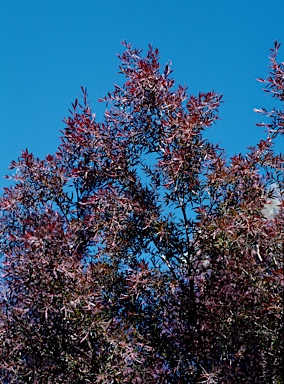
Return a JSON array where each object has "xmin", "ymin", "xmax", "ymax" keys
[{"xmin": 0, "ymin": 41, "xmax": 283, "ymax": 383}]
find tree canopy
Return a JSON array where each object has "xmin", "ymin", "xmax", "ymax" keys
[{"xmin": 0, "ymin": 41, "xmax": 283, "ymax": 383}]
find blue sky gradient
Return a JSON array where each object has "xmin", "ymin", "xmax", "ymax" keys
[{"xmin": 1, "ymin": 0, "xmax": 283, "ymax": 192}]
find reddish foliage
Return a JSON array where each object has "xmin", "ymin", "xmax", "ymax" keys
[{"xmin": 0, "ymin": 42, "xmax": 283, "ymax": 383}]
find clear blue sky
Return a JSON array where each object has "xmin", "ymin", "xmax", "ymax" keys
[{"xmin": 1, "ymin": 0, "xmax": 283, "ymax": 192}]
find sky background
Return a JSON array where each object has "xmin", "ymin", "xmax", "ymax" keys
[{"xmin": 0, "ymin": 0, "xmax": 283, "ymax": 193}]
